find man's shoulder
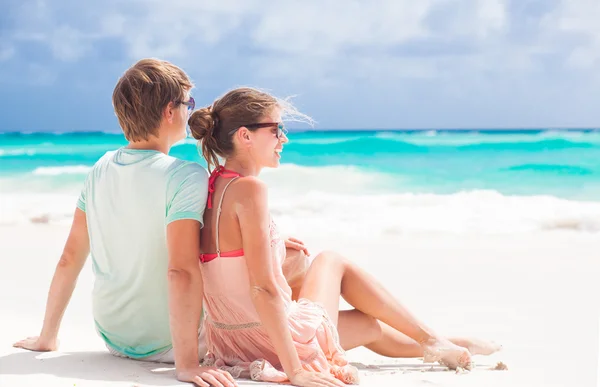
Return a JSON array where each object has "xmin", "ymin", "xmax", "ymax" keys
[
  {"xmin": 85, "ymin": 150, "xmax": 118, "ymax": 176},
  {"xmin": 166, "ymin": 158, "xmax": 209, "ymax": 187}
]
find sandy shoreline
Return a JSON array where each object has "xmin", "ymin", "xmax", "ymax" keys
[{"xmin": 1, "ymin": 224, "xmax": 599, "ymax": 386}]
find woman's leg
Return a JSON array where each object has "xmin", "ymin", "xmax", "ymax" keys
[
  {"xmin": 299, "ymin": 251, "xmax": 472, "ymax": 369},
  {"xmin": 337, "ymin": 310, "xmax": 501, "ymax": 357}
]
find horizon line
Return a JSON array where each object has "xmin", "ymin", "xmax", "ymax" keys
[{"xmin": 1, "ymin": 127, "xmax": 599, "ymax": 135}]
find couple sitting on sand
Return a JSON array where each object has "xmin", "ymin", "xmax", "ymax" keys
[{"xmin": 13, "ymin": 59, "xmax": 500, "ymax": 387}]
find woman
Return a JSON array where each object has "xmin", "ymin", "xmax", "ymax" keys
[{"xmin": 188, "ymin": 88, "xmax": 499, "ymax": 386}]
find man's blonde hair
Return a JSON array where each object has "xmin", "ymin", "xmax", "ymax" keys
[{"xmin": 112, "ymin": 58, "xmax": 193, "ymax": 142}]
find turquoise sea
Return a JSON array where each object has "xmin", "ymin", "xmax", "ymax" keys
[{"xmin": 2, "ymin": 129, "xmax": 600, "ymax": 233}]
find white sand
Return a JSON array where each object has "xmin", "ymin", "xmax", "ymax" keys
[{"xmin": 1, "ymin": 224, "xmax": 599, "ymax": 387}]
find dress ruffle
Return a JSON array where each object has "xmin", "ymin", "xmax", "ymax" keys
[{"xmin": 201, "ymin": 298, "xmax": 359, "ymax": 384}]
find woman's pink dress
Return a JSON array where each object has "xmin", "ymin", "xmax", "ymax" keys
[{"xmin": 199, "ymin": 167, "xmax": 358, "ymax": 384}]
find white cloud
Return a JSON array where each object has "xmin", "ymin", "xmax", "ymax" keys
[
  {"xmin": 540, "ymin": 0, "xmax": 600, "ymax": 69},
  {"xmin": 8, "ymin": 0, "xmax": 92, "ymax": 61},
  {"xmin": 3, "ymin": 0, "xmax": 600, "ymax": 86},
  {"xmin": 249, "ymin": 2, "xmax": 434, "ymax": 55},
  {"xmin": 472, "ymin": 0, "xmax": 508, "ymax": 38}
]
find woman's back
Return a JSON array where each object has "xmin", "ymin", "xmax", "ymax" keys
[{"xmin": 199, "ymin": 170, "xmax": 291, "ymax": 303}]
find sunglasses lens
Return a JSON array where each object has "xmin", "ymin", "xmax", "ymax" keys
[{"xmin": 278, "ymin": 123, "xmax": 287, "ymax": 138}]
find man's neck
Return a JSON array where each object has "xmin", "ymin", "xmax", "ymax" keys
[{"xmin": 126, "ymin": 134, "xmax": 172, "ymax": 155}]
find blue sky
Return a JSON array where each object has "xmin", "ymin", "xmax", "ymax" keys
[{"xmin": 1, "ymin": 0, "xmax": 599, "ymax": 132}]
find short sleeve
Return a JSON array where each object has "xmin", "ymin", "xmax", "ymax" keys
[
  {"xmin": 76, "ymin": 177, "xmax": 88, "ymax": 212},
  {"xmin": 166, "ymin": 162, "xmax": 209, "ymax": 226}
]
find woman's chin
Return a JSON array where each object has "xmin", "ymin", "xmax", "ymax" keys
[{"xmin": 270, "ymin": 156, "xmax": 282, "ymax": 168}]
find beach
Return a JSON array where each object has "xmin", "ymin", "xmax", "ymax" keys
[
  {"xmin": 1, "ymin": 222, "xmax": 598, "ymax": 387},
  {"xmin": 3, "ymin": 0, "xmax": 600, "ymax": 384},
  {"xmin": 1, "ymin": 129, "xmax": 600, "ymax": 386}
]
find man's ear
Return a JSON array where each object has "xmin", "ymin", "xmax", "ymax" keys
[{"xmin": 164, "ymin": 101, "xmax": 176, "ymax": 123}]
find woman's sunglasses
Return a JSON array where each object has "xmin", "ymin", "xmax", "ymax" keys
[{"xmin": 238, "ymin": 122, "xmax": 288, "ymax": 139}]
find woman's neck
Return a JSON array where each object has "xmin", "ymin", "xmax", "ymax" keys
[{"xmin": 223, "ymin": 159, "xmax": 261, "ymax": 177}]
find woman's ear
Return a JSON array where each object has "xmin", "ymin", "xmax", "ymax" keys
[{"xmin": 237, "ymin": 127, "xmax": 252, "ymax": 145}]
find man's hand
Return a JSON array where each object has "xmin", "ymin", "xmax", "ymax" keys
[
  {"xmin": 13, "ymin": 208, "xmax": 89, "ymax": 356},
  {"xmin": 13, "ymin": 336, "xmax": 58, "ymax": 352},
  {"xmin": 177, "ymin": 366, "xmax": 238, "ymax": 387},
  {"xmin": 284, "ymin": 237, "xmax": 309, "ymax": 256}
]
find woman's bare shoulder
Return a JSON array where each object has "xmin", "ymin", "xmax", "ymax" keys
[{"xmin": 230, "ymin": 176, "xmax": 269, "ymax": 207}]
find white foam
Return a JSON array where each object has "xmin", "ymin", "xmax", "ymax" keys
[
  {"xmin": 288, "ymin": 136, "xmax": 363, "ymax": 145},
  {"xmin": 32, "ymin": 165, "xmax": 91, "ymax": 176},
  {"xmin": 2, "ymin": 186, "xmax": 599, "ymax": 235},
  {"xmin": 260, "ymin": 164, "xmax": 399, "ymax": 194},
  {"xmin": 270, "ymin": 189, "xmax": 600, "ymax": 237},
  {"xmin": 0, "ymin": 148, "xmax": 36, "ymax": 156},
  {"xmin": 374, "ymin": 130, "xmax": 600, "ymax": 146},
  {"xmin": 3, "ymin": 163, "xmax": 599, "ymax": 234}
]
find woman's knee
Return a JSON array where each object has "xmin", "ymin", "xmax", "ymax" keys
[{"xmin": 311, "ymin": 250, "xmax": 347, "ymax": 269}]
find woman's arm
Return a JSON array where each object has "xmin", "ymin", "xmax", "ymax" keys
[
  {"xmin": 13, "ymin": 207, "xmax": 90, "ymax": 351},
  {"xmin": 237, "ymin": 178, "xmax": 346, "ymax": 387},
  {"xmin": 236, "ymin": 178, "xmax": 303, "ymax": 378}
]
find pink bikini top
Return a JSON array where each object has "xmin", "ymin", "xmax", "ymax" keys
[{"xmin": 200, "ymin": 166, "xmax": 244, "ymax": 263}]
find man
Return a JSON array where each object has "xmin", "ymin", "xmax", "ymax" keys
[{"xmin": 13, "ymin": 58, "xmax": 236, "ymax": 387}]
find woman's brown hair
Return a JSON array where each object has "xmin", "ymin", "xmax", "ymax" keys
[{"xmin": 188, "ymin": 87, "xmax": 311, "ymax": 171}]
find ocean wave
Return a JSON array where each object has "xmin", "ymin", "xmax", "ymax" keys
[
  {"xmin": 2, "ymin": 186, "xmax": 599, "ymax": 235},
  {"xmin": 0, "ymin": 148, "xmax": 36, "ymax": 156},
  {"xmin": 287, "ymin": 136, "xmax": 599, "ymax": 154},
  {"xmin": 374, "ymin": 131, "xmax": 600, "ymax": 147},
  {"xmin": 3, "ymin": 131, "xmax": 600, "ymax": 155},
  {"xmin": 176, "ymin": 138, "xmax": 200, "ymax": 145},
  {"xmin": 505, "ymin": 164, "xmax": 594, "ymax": 175},
  {"xmin": 289, "ymin": 136, "xmax": 365, "ymax": 145},
  {"xmin": 32, "ymin": 165, "xmax": 91, "ymax": 176},
  {"xmin": 269, "ymin": 189, "xmax": 600, "ymax": 236},
  {"xmin": 0, "ymin": 130, "xmax": 123, "ymax": 137},
  {"xmin": 260, "ymin": 164, "xmax": 399, "ymax": 194},
  {"xmin": 460, "ymin": 138, "xmax": 595, "ymax": 151}
]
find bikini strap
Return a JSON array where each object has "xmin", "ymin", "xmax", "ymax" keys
[{"xmin": 207, "ymin": 165, "xmax": 243, "ymax": 209}]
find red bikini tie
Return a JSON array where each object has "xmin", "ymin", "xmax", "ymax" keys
[{"xmin": 206, "ymin": 165, "xmax": 243, "ymax": 209}]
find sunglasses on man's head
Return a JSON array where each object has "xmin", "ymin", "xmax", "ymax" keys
[{"xmin": 242, "ymin": 122, "xmax": 288, "ymax": 139}]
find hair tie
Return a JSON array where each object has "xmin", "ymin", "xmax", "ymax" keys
[{"xmin": 207, "ymin": 104, "xmax": 219, "ymax": 131}]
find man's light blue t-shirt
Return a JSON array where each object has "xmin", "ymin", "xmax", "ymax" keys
[{"xmin": 77, "ymin": 148, "xmax": 208, "ymax": 358}]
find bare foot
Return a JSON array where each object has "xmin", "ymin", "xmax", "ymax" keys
[
  {"xmin": 465, "ymin": 339, "xmax": 502, "ymax": 356},
  {"xmin": 422, "ymin": 339, "xmax": 472, "ymax": 370}
]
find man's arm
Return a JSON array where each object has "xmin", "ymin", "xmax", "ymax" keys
[
  {"xmin": 13, "ymin": 207, "xmax": 90, "ymax": 351},
  {"xmin": 165, "ymin": 164, "xmax": 236, "ymax": 387},
  {"xmin": 166, "ymin": 219, "xmax": 203, "ymax": 370},
  {"xmin": 166, "ymin": 219, "xmax": 236, "ymax": 387}
]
